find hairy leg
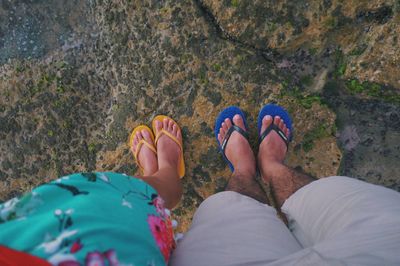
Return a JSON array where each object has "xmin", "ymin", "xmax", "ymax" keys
[
  {"xmin": 261, "ymin": 162, "xmax": 314, "ymax": 208},
  {"xmin": 225, "ymin": 171, "xmax": 269, "ymax": 204},
  {"xmin": 218, "ymin": 114, "xmax": 269, "ymax": 204},
  {"xmin": 258, "ymin": 115, "xmax": 315, "ymax": 209}
]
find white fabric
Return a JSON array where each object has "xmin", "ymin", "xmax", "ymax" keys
[
  {"xmin": 170, "ymin": 191, "xmax": 301, "ymax": 266},
  {"xmin": 170, "ymin": 176, "xmax": 400, "ymax": 266}
]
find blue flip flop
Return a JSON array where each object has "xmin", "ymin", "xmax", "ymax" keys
[
  {"xmin": 214, "ymin": 106, "xmax": 249, "ymax": 172},
  {"xmin": 257, "ymin": 104, "xmax": 293, "ymax": 148}
]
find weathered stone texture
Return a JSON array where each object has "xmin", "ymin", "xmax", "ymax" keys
[{"xmin": 0, "ymin": 0, "xmax": 399, "ymax": 232}]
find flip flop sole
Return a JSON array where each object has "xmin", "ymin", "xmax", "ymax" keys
[{"xmin": 214, "ymin": 106, "xmax": 248, "ymax": 172}]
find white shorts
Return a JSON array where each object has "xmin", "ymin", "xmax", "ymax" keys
[{"xmin": 170, "ymin": 176, "xmax": 400, "ymax": 265}]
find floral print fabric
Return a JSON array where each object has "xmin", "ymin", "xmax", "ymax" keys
[{"xmin": 0, "ymin": 172, "xmax": 175, "ymax": 265}]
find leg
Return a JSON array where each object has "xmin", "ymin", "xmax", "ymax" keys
[
  {"xmin": 225, "ymin": 172, "xmax": 268, "ymax": 204},
  {"xmin": 258, "ymin": 115, "xmax": 400, "ymax": 264},
  {"xmin": 260, "ymin": 162, "xmax": 314, "ymax": 209},
  {"xmin": 140, "ymin": 168, "xmax": 182, "ymax": 209},
  {"xmin": 258, "ymin": 115, "xmax": 315, "ymax": 209},
  {"xmin": 220, "ymin": 114, "xmax": 268, "ymax": 204},
  {"xmin": 170, "ymin": 113, "xmax": 302, "ymax": 266},
  {"xmin": 131, "ymin": 118, "xmax": 182, "ymax": 209}
]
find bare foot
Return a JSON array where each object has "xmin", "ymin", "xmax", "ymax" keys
[
  {"xmin": 258, "ymin": 115, "xmax": 290, "ymax": 177},
  {"xmin": 155, "ymin": 118, "xmax": 181, "ymax": 176},
  {"xmin": 217, "ymin": 114, "xmax": 256, "ymax": 176},
  {"xmin": 258, "ymin": 115, "xmax": 314, "ymax": 210},
  {"xmin": 131, "ymin": 129, "xmax": 158, "ymax": 176}
]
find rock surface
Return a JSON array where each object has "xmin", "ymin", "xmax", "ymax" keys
[{"xmin": 0, "ymin": 0, "xmax": 399, "ymax": 232}]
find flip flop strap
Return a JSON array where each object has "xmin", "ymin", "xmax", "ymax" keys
[
  {"xmin": 134, "ymin": 140, "xmax": 157, "ymax": 169},
  {"xmin": 154, "ymin": 129, "xmax": 182, "ymax": 150},
  {"xmin": 259, "ymin": 123, "xmax": 289, "ymax": 148},
  {"xmin": 221, "ymin": 125, "xmax": 249, "ymax": 154}
]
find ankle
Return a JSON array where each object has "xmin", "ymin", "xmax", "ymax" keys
[
  {"xmin": 260, "ymin": 155, "xmax": 284, "ymax": 165},
  {"xmin": 158, "ymin": 164, "xmax": 179, "ymax": 177},
  {"xmin": 234, "ymin": 165, "xmax": 256, "ymax": 177},
  {"xmin": 143, "ymin": 169, "xmax": 157, "ymax": 176},
  {"xmin": 259, "ymin": 160, "xmax": 284, "ymax": 179},
  {"xmin": 258, "ymin": 138, "xmax": 287, "ymax": 165},
  {"xmin": 159, "ymin": 156, "xmax": 179, "ymax": 170}
]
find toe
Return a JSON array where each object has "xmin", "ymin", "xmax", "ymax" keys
[
  {"xmin": 219, "ymin": 122, "xmax": 227, "ymax": 143},
  {"xmin": 142, "ymin": 129, "xmax": 154, "ymax": 145},
  {"xmin": 172, "ymin": 124, "xmax": 178, "ymax": 135},
  {"xmin": 134, "ymin": 131, "xmax": 143, "ymax": 152},
  {"xmin": 261, "ymin": 115, "xmax": 273, "ymax": 134},
  {"xmin": 219, "ymin": 125, "xmax": 225, "ymax": 134},
  {"xmin": 133, "ymin": 132, "xmax": 138, "ymax": 144},
  {"xmin": 137, "ymin": 131, "xmax": 143, "ymax": 141},
  {"xmin": 222, "ymin": 122, "xmax": 228, "ymax": 132},
  {"xmin": 274, "ymin": 116, "xmax": 281, "ymax": 126},
  {"xmin": 176, "ymin": 129, "xmax": 182, "ymax": 141},
  {"xmin": 168, "ymin": 119, "xmax": 174, "ymax": 131},
  {"xmin": 282, "ymin": 124, "xmax": 287, "ymax": 134},
  {"xmin": 232, "ymin": 114, "xmax": 246, "ymax": 131},
  {"xmin": 155, "ymin": 120, "xmax": 163, "ymax": 134},
  {"xmin": 138, "ymin": 132, "xmax": 143, "ymax": 143},
  {"xmin": 225, "ymin": 118, "xmax": 232, "ymax": 129},
  {"xmin": 278, "ymin": 118, "xmax": 285, "ymax": 130},
  {"xmin": 163, "ymin": 118, "xmax": 169, "ymax": 131},
  {"xmin": 132, "ymin": 136, "xmax": 138, "ymax": 152},
  {"xmin": 219, "ymin": 126, "xmax": 226, "ymax": 137},
  {"xmin": 276, "ymin": 118, "xmax": 289, "ymax": 138}
]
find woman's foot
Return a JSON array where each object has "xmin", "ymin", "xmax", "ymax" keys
[
  {"xmin": 257, "ymin": 115, "xmax": 290, "ymax": 177},
  {"xmin": 131, "ymin": 130, "xmax": 158, "ymax": 176},
  {"xmin": 218, "ymin": 114, "xmax": 256, "ymax": 176},
  {"xmin": 154, "ymin": 118, "xmax": 181, "ymax": 176}
]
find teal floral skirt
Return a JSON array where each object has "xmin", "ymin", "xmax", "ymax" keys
[{"xmin": 0, "ymin": 172, "xmax": 176, "ymax": 265}]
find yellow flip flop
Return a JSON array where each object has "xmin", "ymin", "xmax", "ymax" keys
[
  {"xmin": 129, "ymin": 125, "xmax": 157, "ymax": 175},
  {"xmin": 152, "ymin": 115, "xmax": 185, "ymax": 178}
]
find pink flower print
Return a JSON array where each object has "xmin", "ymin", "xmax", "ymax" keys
[
  {"xmin": 85, "ymin": 251, "xmax": 104, "ymax": 266},
  {"xmin": 152, "ymin": 196, "xmax": 166, "ymax": 218},
  {"xmin": 84, "ymin": 250, "xmax": 119, "ymax": 266},
  {"xmin": 148, "ymin": 215, "xmax": 175, "ymax": 262},
  {"xmin": 103, "ymin": 250, "xmax": 119, "ymax": 266},
  {"xmin": 70, "ymin": 240, "xmax": 83, "ymax": 254},
  {"xmin": 148, "ymin": 215, "xmax": 166, "ymax": 246}
]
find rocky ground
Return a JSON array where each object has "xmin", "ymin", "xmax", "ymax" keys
[{"xmin": 0, "ymin": 0, "xmax": 399, "ymax": 232}]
